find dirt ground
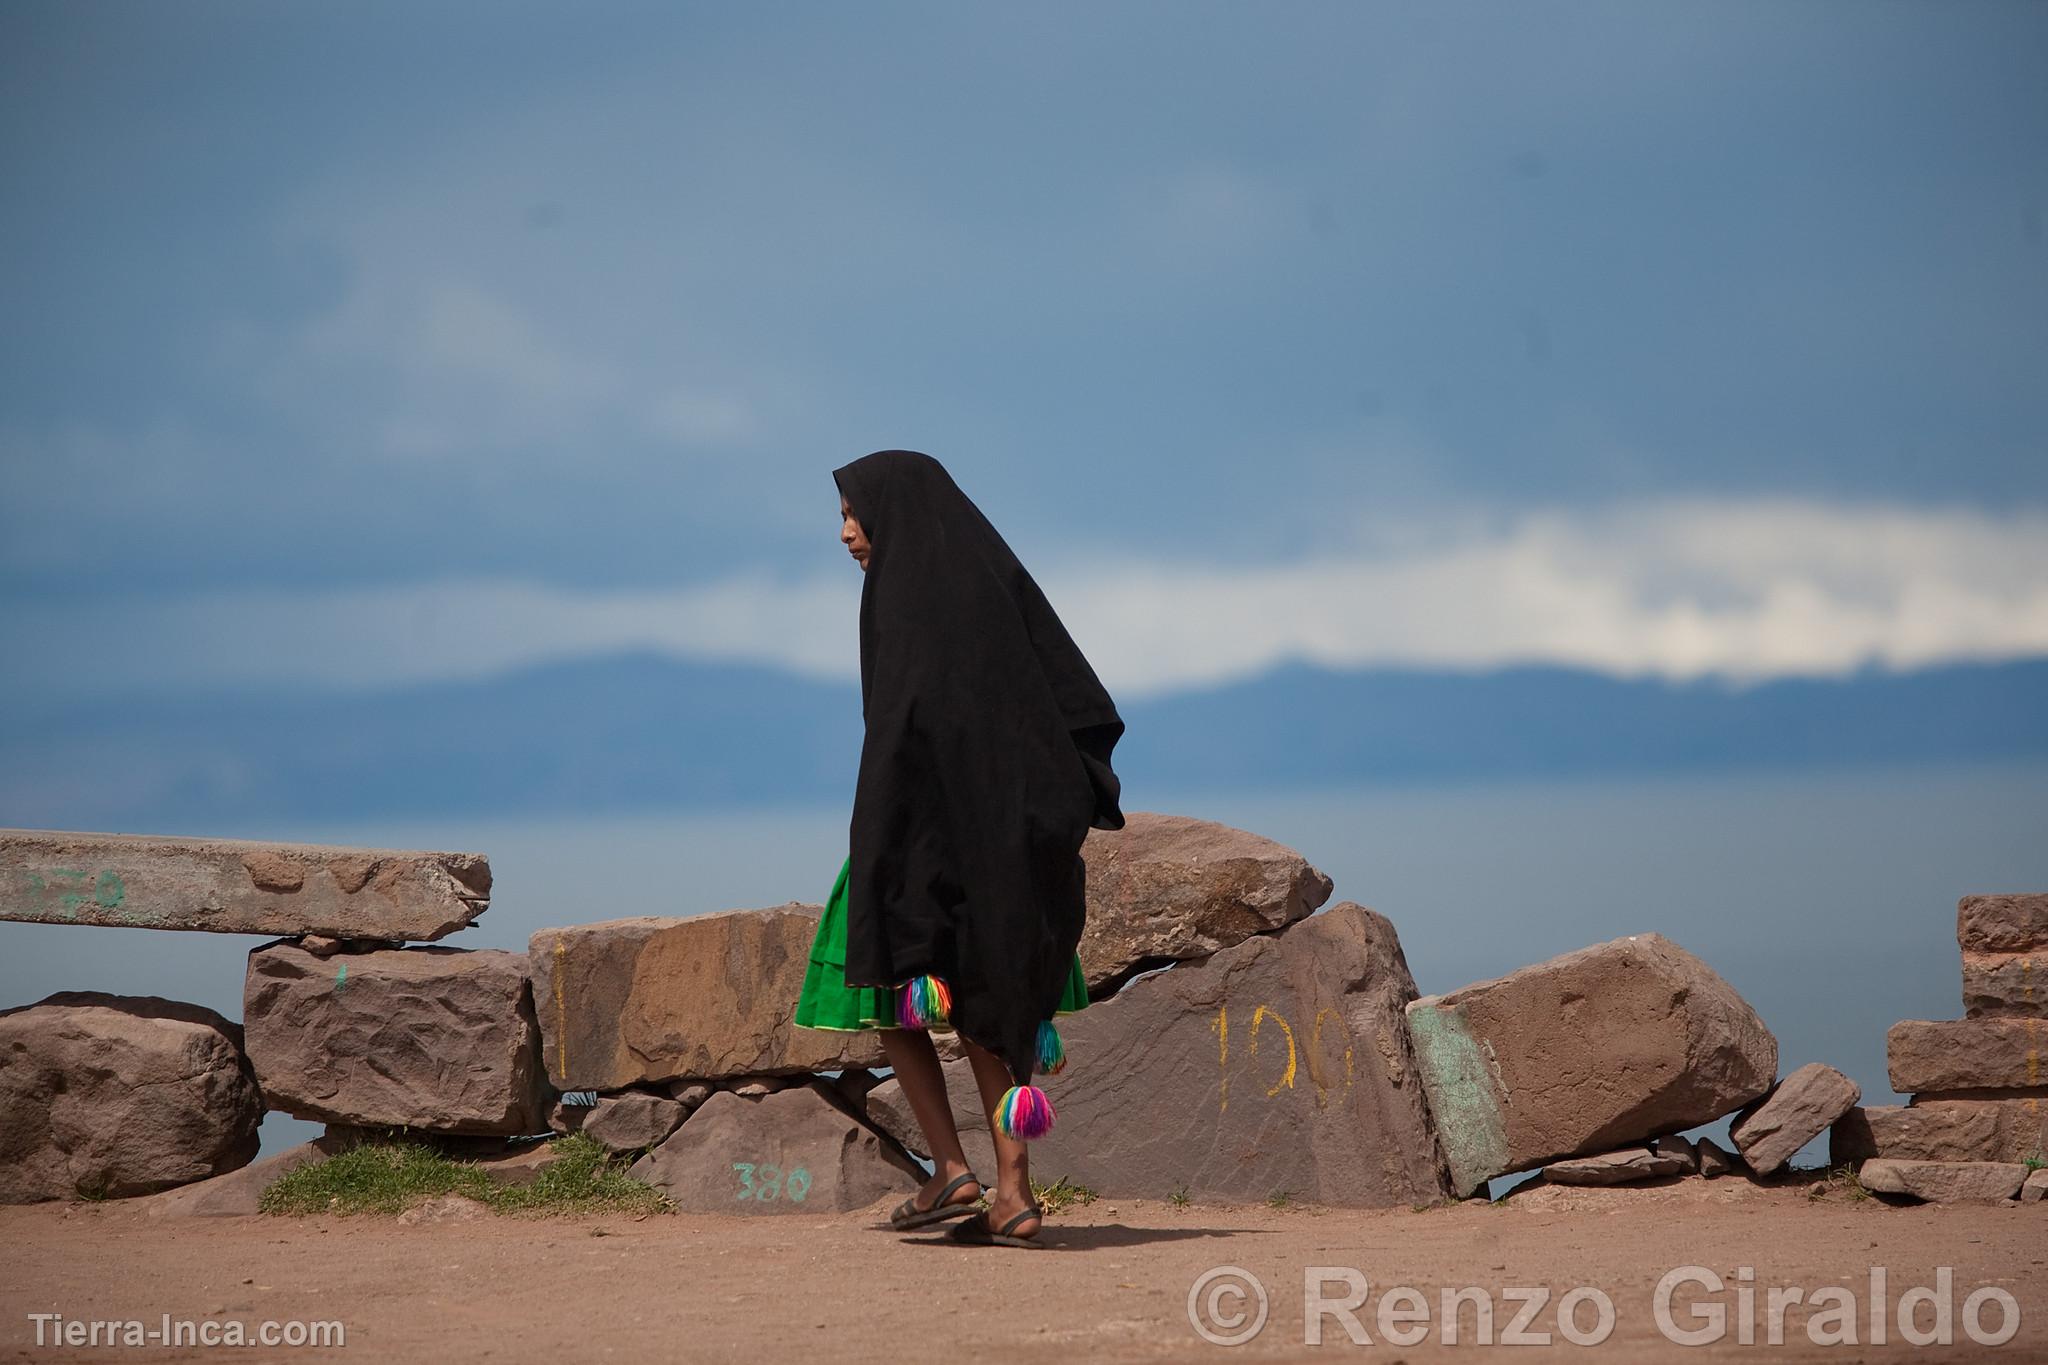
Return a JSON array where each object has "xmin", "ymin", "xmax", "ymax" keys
[{"xmin": 3, "ymin": 1177, "xmax": 2043, "ymax": 1363}]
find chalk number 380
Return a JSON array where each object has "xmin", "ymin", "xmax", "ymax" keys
[{"xmin": 733, "ymin": 1161, "xmax": 811, "ymax": 1203}]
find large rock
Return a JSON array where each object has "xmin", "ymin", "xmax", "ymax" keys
[
  {"xmin": 130, "ymin": 1134, "xmax": 350, "ymax": 1217},
  {"xmin": 529, "ymin": 906, "xmax": 884, "ymax": 1091},
  {"xmin": 1078, "ymin": 813, "xmax": 1332, "ymax": 993},
  {"xmin": 1957, "ymin": 894, "xmax": 2048, "ymax": 953},
  {"xmin": 1407, "ymin": 933, "xmax": 1777, "ymax": 1197},
  {"xmin": 629, "ymin": 1082, "xmax": 920, "ymax": 1213},
  {"xmin": 1543, "ymin": 1145, "xmax": 1692, "ymax": 1186},
  {"xmin": 1831, "ymin": 1098, "xmax": 2048, "ymax": 1166},
  {"xmin": 574, "ymin": 1090, "xmax": 688, "ymax": 1153},
  {"xmin": 0, "ymin": 829, "xmax": 489, "ymax": 940},
  {"xmin": 1858, "ymin": 1159, "xmax": 2028, "ymax": 1204},
  {"xmin": 999, "ymin": 902, "xmax": 1450, "ymax": 1208},
  {"xmin": 244, "ymin": 941, "xmax": 546, "ymax": 1134},
  {"xmin": 1887, "ymin": 1018, "xmax": 2044, "ymax": 1093},
  {"xmin": 1962, "ymin": 952, "xmax": 2044, "ymax": 1017},
  {"xmin": 1729, "ymin": 1063, "xmax": 1861, "ymax": 1176},
  {"xmin": 0, "ymin": 992, "xmax": 263, "ymax": 1203}
]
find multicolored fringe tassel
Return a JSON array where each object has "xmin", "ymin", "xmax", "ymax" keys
[
  {"xmin": 1035, "ymin": 1019, "xmax": 1066, "ymax": 1075},
  {"xmin": 895, "ymin": 974, "xmax": 952, "ymax": 1030},
  {"xmin": 993, "ymin": 1084, "xmax": 1056, "ymax": 1140}
]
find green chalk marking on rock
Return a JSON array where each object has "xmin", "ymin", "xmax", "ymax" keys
[
  {"xmin": 334, "ymin": 963, "xmax": 347, "ymax": 992},
  {"xmin": 1407, "ymin": 1001, "xmax": 1511, "ymax": 1197},
  {"xmin": 94, "ymin": 870, "xmax": 125, "ymax": 909}
]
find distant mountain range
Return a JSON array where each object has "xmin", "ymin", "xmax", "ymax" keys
[{"xmin": 3, "ymin": 653, "xmax": 2044, "ymax": 831}]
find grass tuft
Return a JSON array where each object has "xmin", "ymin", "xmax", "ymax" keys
[
  {"xmin": 1029, "ymin": 1174, "xmax": 1097, "ymax": 1216},
  {"xmin": 259, "ymin": 1134, "xmax": 668, "ymax": 1217}
]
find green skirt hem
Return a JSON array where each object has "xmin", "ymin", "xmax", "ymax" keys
[{"xmin": 793, "ymin": 856, "xmax": 1089, "ymax": 1033}]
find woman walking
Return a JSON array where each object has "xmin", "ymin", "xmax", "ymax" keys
[{"xmin": 794, "ymin": 449, "xmax": 1126, "ymax": 1249}]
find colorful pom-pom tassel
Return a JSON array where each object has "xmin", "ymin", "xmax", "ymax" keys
[
  {"xmin": 1035, "ymin": 1019, "xmax": 1066, "ymax": 1075},
  {"xmin": 895, "ymin": 974, "xmax": 951, "ymax": 1030},
  {"xmin": 993, "ymin": 1084, "xmax": 1056, "ymax": 1140}
]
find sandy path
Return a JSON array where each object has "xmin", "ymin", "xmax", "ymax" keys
[{"xmin": 3, "ymin": 1179, "xmax": 2042, "ymax": 1362}]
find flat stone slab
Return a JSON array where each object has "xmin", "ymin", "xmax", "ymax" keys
[
  {"xmin": 2024, "ymin": 1168, "xmax": 2047, "ymax": 1203},
  {"xmin": 0, "ymin": 992, "xmax": 264, "ymax": 1203},
  {"xmin": 1957, "ymin": 894, "xmax": 2048, "ymax": 953},
  {"xmin": 128, "ymin": 1135, "xmax": 351, "ymax": 1217},
  {"xmin": 1831, "ymin": 1098, "xmax": 2048, "ymax": 1166},
  {"xmin": 1407, "ymin": 933, "xmax": 1777, "ymax": 1196},
  {"xmin": 1857, "ymin": 1158, "xmax": 2028, "ymax": 1204},
  {"xmin": 1011, "ymin": 901, "xmax": 1452, "ymax": 1208},
  {"xmin": 1078, "ymin": 812, "xmax": 1333, "ymax": 993},
  {"xmin": 1544, "ymin": 1145, "xmax": 1692, "ymax": 1186},
  {"xmin": 0, "ymin": 829, "xmax": 490, "ymax": 941},
  {"xmin": 244, "ymin": 941, "xmax": 547, "ymax": 1135},
  {"xmin": 1887, "ymin": 1017, "xmax": 2045, "ymax": 1093},
  {"xmin": 1962, "ymin": 951, "xmax": 2044, "ymax": 1017},
  {"xmin": 629, "ymin": 1082, "xmax": 920, "ymax": 1213},
  {"xmin": 1730, "ymin": 1063, "xmax": 1861, "ymax": 1176},
  {"xmin": 528, "ymin": 905, "xmax": 884, "ymax": 1091}
]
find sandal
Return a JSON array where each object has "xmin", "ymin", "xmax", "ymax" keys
[
  {"xmin": 946, "ymin": 1200, "xmax": 1045, "ymax": 1249},
  {"xmin": 888, "ymin": 1171, "xmax": 983, "ymax": 1230}
]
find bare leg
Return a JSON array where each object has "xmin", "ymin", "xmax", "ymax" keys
[
  {"xmin": 878, "ymin": 1028, "xmax": 982, "ymax": 1212},
  {"xmin": 961, "ymin": 1036, "xmax": 1040, "ymax": 1238}
]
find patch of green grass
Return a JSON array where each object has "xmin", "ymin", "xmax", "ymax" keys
[
  {"xmin": 1030, "ymin": 1174, "xmax": 1097, "ymax": 1216},
  {"xmin": 1267, "ymin": 1189, "xmax": 1294, "ymax": 1209},
  {"xmin": 1808, "ymin": 1163, "xmax": 1870, "ymax": 1203},
  {"xmin": 259, "ymin": 1134, "xmax": 668, "ymax": 1217},
  {"xmin": 490, "ymin": 1134, "xmax": 668, "ymax": 1216},
  {"xmin": 1167, "ymin": 1185, "xmax": 1191, "ymax": 1209},
  {"xmin": 2024, "ymin": 1151, "xmax": 2045, "ymax": 1173}
]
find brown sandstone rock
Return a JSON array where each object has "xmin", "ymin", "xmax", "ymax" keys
[
  {"xmin": 130, "ymin": 1136, "xmax": 340, "ymax": 1217},
  {"xmin": 1831, "ymin": 1098, "xmax": 2048, "ymax": 1166},
  {"xmin": 1543, "ymin": 1145, "xmax": 1692, "ymax": 1186},
  {"xmin": 1886, "ymin": 1017, "xmax": 2045, "ymax": 1093},
  {"xmin": 1650, "ymin": 1133, "xmax": 1699, "ymax": 1174},
  {"xmin": 0, "ymin": 829, "xmax": 489, "ymax": 940},
  {"xmin": 1078, "ymin": 813, "xmax": 1332, "ymax": 993},
  {"xmin": 1730, "ymin": 1063, "xmax": 1861, "ymax": 1176},
  {"xmin": 1697, "ymin": 1136, "xmax": 1741, "ymax": 1178},
  {"xmin": 1957, "ymin": 894, "xmax": 2048, "ymax": 953},
  {"xmin": 574, "ymin": 1090, "xmax": 687, "ymax": 1152},
  {"xmin": 2023, "ymin": 1168, "xmax": 2047, "ymax": 1203},
  {"xmin": 1406, "ymin": 934, "xmax": 1777, "ymax": 1196},
  {"xmin": 528, "ymin": 906, "xmax": 883, "ymax": 1090},
  {"xmin": 629, "ymin": 1082, "xmax": 919, "ymax": 1213},
  {"xmin": 0, "ymin": 992, "xmax": 263, "ymax": 1203},
  {"xmin": 243, "ymin": 941, "xmax": 547, "ymax": 1135},
  {"xmin": 1028, "ymin": 902, "xmax": 1448, "ymax": 1207},
  {"xmin": 1857, "ymin": 1158, "xmax": 2028, "ymax": 1204},
  {"xmin": 1962, "ymin": 951, "xmax": 2045, "ymax": 1017}
]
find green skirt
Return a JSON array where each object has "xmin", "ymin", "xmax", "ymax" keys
[{"xmin": 794, "ymin": 855, "xmax": 1089, "ymax": 1032}]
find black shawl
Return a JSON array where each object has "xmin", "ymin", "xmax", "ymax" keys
[{"xmin": 833, "ymin": 449, "xmax": 1126, "ymax": 1087}]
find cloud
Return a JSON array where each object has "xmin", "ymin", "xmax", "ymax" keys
[{"xmin": 7, "ymin": 497, "xmax": 2045, "ymax": 703}]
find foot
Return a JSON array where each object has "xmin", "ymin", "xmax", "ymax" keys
[
  {"xmin": 984, "ymin": 1188, "xmax": 1040, "ymax": 1239},
  {"xmin": 911, "ymin": 1165, "xmax": 982, "ymax": 1215}
]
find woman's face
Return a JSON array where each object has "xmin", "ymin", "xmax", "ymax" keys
[{"xmin": 839, "ymin": 494, "xmax": 870, "ymax": 570}]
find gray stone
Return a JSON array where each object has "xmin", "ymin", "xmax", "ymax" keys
[
  {"xmin": 1697, "ymin": 1136, "xmax": 1740, "ymax": 1178},
  {"xmin": 1858, "ymin": 1159, "xmax": 2028, "ymax": 1204},
  {"xmin": 0, "ymin": 992, "xmax": 264, "ymax": 1203},
  {"xmin": 1962, "ymin": 952, "xmax": 2045, "ymax": 1018},
  {"xmin": 629, "ymin": 1082, "xmax": 920, "ymax": 1213},
  {"xmin": 529, "ymin": 906, "xmax": 884, "ymax": 1090},
  {"xmin": 1831, "ymin": 1099, "xmax": 2048, "ymax": 1166},
  {"xmin": 1023, "ymin": 901, "xmax": 1451, "ymax": 1208},
  {"xmin": 1957, "ymin": 895, "xmax": 2048, "ymax": 954},
  {"xmin": 0, "ymin": 829, "xmax": 489, "ymax": 940},
  {"xmin": 2023, "ymin": 1168, "xmax": 2047, "ymax": 1203},
  {"xmin": 1407, "ymin": 933, "xmax": 1778, "ymax": 1196},
  {"xmin": 1730, "ymin": 1063, "xmax": 1861, "ymax": 1176},
  {"xmin": 1887, "ymin": 1018, "xmax": 2046, "ymax": 1093},
  {"xmin": 576, "ymin": 1090, "xmax": 687, "ymax": 1153},
  {"xmin": 1544, "ymin": 1145, "xmax": 1693, "ymax": 1186},
  {"xmin": 1078, "ymin": 813, "xmax": 1332, "ymax": 993},
  {"xmin": 243, "ymin": 941, "xmax": 547, "ymax": 1135}
]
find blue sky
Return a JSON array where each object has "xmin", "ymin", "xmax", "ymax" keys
[{"xmin": 3, "ymin": 1, "xmax": 2045, "ymax": 703}]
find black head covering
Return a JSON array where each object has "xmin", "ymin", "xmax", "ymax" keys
[{"xmin": 833, "ymin": 449, "xmax": 1126, "ymax": 1087}]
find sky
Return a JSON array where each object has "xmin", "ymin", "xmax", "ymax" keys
[{"xmin": 3, "ymin": 1, "xmax": 2045, "ymax": 708}]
